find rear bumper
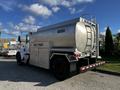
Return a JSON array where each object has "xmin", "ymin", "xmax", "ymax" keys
[{"xmin": 80, "ymin": 61, "xmax": 105, "ymax": 72}]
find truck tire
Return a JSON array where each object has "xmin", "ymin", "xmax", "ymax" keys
[
  {"xmin": 27, "ymin": 59, "xmax": 29, "ymax": 64},
  {"xmin": 25, "ymin": 53, "xmax": 30, "ymax": 65},
  {"xmin": 16, "ymin": 52, "xmax": 22, "ymax": 65},
  {"xmin": 51, "ymin": 57, "xmax": 70, "ymax": 80}
]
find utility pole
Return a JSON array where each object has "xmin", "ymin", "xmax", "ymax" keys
[{"xmin": 0, "ymin": 31, "xmax": 1, "ymax": 50}]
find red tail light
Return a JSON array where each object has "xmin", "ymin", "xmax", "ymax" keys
[{"xmin": 74, "ymin": 52, "xmax": 81, "ymax": 60}]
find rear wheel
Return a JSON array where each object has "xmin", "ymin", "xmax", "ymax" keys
[
  {"xmin": 50, "ymin": 57, "xmax": 70, "ymax": 80},
  {"xmin": 16, "ymin": 52, "xmax": 22, "ymax": 65}
]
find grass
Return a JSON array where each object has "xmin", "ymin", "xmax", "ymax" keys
[{"xmin": 97, "ymin": 56, "xmax": 120, "ymax": 73}]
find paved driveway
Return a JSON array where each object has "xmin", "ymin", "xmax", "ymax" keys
[{"xmin": 0, "ymin": 57, "xmax": 120, "ymax": 90}]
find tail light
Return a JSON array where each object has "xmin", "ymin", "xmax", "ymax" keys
[{"xmin": 74, "ymin": 51, "xmax": 81, "ymax": 60}]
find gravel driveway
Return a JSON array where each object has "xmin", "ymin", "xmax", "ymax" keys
[{"xmin": 0, "ymin": 57, "xmax": 120, "ymax": 90}]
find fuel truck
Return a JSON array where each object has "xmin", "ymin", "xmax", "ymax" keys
[{"xmin": 16, "ymin": 17, "xmax": 105, "ymax": 80}]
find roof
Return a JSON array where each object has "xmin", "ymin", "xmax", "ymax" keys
[{"xmin": 36, "ymin": 17, "xmax": 80, "ymax": 33}]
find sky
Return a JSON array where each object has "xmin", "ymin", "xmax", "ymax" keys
[{"xmin": 0, "ymin": 0, "xmax": 120, "ymax": 38}]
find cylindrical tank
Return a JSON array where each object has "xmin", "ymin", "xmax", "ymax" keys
[
  {"xmin": 30, "ymin": 18, "xmax": 96, "ymax": 53},
  {"xmin": 75, "ymin": 22, "xmax": 96, "ymax": 52}
]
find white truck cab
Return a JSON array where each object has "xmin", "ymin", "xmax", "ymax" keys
[{"xmin": 16, "ymin": 45, "xmax": 29, "ymax": 64}]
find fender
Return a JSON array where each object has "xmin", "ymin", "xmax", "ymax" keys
[
  {"xmin": 18, "ymin": 46, "xmax": 30, "ymax": 63},
  {"xmin": 50, "ymin": 53, "xmax": 78, "ymax": 63}
]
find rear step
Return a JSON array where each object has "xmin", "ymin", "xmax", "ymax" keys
[{"xmin": 80, "ymin": 61, "xmax": 105, "ymax": 73}]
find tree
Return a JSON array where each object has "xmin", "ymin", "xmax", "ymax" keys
[
  {"xmin": 114, "ymin": 33, "xmax": 120, "ymax": 56},
  {"xmin": 18, "ymin": 35, "xmax": 21, "ymax": 43},
  {"xmin": 116, "ymin": 33, "xmax": 120, "ymax": 43},
  {"xmin": 105, "ymin": 27, "xmax": 114, "ymax": 56},
  {"xmin": 26, "ymin": 34, "xmax": 29, "ymax": 44}
]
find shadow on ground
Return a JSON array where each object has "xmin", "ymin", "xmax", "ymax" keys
[{"xmin": 0, "ymin": 58, "xmax": 58, "ymax": 86}]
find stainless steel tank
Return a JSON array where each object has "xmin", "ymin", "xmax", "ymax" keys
[{"xmin": 30, "ymin": 17, "xmax": 96, "ymax": 53}]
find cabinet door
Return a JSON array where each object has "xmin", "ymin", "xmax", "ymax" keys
[
  {"xmin": 38, "ymin": 48, "xmax": 50, "ymax": 69},
  {"xmin": 30, "ymin": 41, "xmax": 50, "ymax": 69},
  {"xmin": 30, "ymin": 47, "xmax": 39, "ymax": 66}
]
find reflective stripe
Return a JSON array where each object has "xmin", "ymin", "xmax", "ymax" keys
[
  {"xmin": 90, "ymin": 65, "xmax": 92, "ymax": 68},
  {"xmin": 81, "ymin": 67, "xmax": 85, "ymax": 70},
  {"xmin": 80, "ymin": 61, "xmax": 106, "ymax": 73},
  {"xmin": 86, "ymin": 66, "xmax": 89, "ymax": 69}
]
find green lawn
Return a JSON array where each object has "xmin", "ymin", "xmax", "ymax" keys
[{"xmin": 97, "ymin": 57, "xmax": 120, "ymax": 73}]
